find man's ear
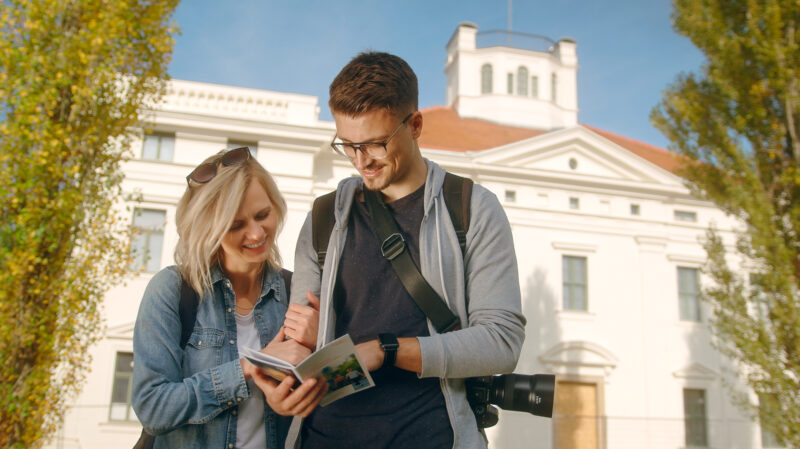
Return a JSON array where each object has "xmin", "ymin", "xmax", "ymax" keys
[{"xmin": 409, "ymin": 111, "xmax": 423, "ymax": 139}]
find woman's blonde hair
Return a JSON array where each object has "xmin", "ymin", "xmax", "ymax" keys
[{"xmin": 174, "ymin": 150, "xmax": 286, "ymax": 295}]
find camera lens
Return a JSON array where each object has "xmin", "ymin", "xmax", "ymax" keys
[{"xmin": 490, "ymin": 374, "xmax": 555, "ymax": 418}]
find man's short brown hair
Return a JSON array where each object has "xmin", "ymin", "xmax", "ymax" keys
[{"xmin": 329, "ymin": 51, "xmax": 418, "ymax": 117}]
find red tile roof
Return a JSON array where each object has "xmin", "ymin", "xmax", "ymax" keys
[
  {"xmin": 418, "ymin": 106, "xmax": 684, "ymax": 173},
  {"xmin": 419, "ymin": 106, "xmax": 546, "ymax": 152}
]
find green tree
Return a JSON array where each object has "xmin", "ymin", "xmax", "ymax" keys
[
  {"xmin": 0, "ymin": 0, "xmax": 179, "ymax": 446},
  {"xmin": 651, "ymin": 1, "xmax": 800, "ymax": 446}
]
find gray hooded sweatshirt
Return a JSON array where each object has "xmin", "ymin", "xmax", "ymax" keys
[{"xmin": 286, "ymin": 159, "xmax": 526, "ymax": 449}]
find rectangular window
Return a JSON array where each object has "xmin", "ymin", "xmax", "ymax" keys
[
  {"xmin": 630, "ymin": 204, "xmax": 640, "ymax": 216},
  {"xmin": 141, "ymin": 133, "xmax": 174, "ymax": 161},
  {"xmin": 504, "ymin": 190, "xmax": 516, "ymax": 203},
  {"xmin": 683, "ymin": 389, "xmax": 708, "ymax": 447},
  {"xmin": 109, "ymin": 352, "xmax": 136, "ymax": 421},
  {"xmin": 551, "ymin": 73, "xmax": 558, "ymax": 102},
  {"xmin": 569, "ymin": 197, "xmax": 580, "ymax": 210},
  {"xmin": 507, "ymin": 73, "xmax": 514, "ymax": 94},
  {"xmin": 759, "ymin": 394, "xmax": 784, "ymax": 448},
  {"xmin": 678, "ymin": 267, "xmax": 701, "ymax": 322},
  {"xmin": 674, "ymin": 210, "xmax": 697, "ymax": 222},
  {"xmin": 562, "ymin": 256, "xmax": 587, "ymax": 311},
  {"xmin": 131, "ymin": 208, "xmax": 166, "ymax": 273},
  {"xmin": 227, "ymin": 140, "xmax": 258, "ymax": 158},
  {"xmin": 531, "ymin": 76, "xmax": 539, "ymax": 98}
]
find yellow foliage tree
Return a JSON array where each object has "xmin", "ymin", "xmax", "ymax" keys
[{"xmin": 0, "ymin": 0, "xmax": 179, "ymax": 446}]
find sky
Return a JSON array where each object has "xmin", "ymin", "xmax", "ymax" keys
[{"xmin": 168, "ymin": 0, "xmax": 705, "ymax": 150}]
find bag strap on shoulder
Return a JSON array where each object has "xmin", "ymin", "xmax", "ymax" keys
[
  {"xmin": 311, "ymin": 172, "xmax": 473, "ymax": 268},
  {"xmin": 178, "ymin": 279, "xmax": 199, "ymax": 349},
  {"xmin": 312, "ymin": 191, "xmax": 337, "ymax": 269},
  {"xmin": 443, "ymin": 172, "xmax": 473, "ymax": 257}
]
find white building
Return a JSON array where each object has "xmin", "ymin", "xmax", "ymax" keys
[{"xmin": 47, "ymin": 23, "xmax": 775, "ymax": 449}]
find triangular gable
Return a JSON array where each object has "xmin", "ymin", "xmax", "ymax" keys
[
  {"xmin": 106, "ymin": 322, "xmax": 136, "ymax": 340},
  {"xmin": 673, "ymin": 363, "xmax": 718, "ymax": 380},
  {"xmin": 470, "ymin": 126, "xmax": 683, "ymax": 186}
]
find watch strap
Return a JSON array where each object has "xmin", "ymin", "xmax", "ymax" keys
[{"xmin": 378, "ymin": 333, "xmax": 399, "ymax": 368}]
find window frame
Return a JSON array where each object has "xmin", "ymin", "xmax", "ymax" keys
[
  {"xmin": 140, "ymin": 132, "xmax": 175, "ymax": 162},
  {"xmin": 683, "ymin": 388, "xmax": 709, "ymax": 447},
  {"xmin": 677, "ymin": 266, "xmax": 702, "ymax": 322},
  {"xmin": 562, "ymin": 255, "xmax": 588, "ymax": 312},
  {"xmin": 130, "ymin": 208, "xmax": 166, "ymax": 273},
  {"xmin": 108, "ymin": 352, "xmax": 136, "ymax": 422},
  {"xmin": 481, "ymin": 63, "xmax": 493, "ymax": 94}
]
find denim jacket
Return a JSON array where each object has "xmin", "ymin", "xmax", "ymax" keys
[{"xmin": 132, "ymin": 264, "xmax": 292, "ymax": 449}]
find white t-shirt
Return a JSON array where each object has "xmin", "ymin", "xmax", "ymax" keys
[{"xmin": 235, "ymin": 310, "xmax": 266, "ymax": 449}]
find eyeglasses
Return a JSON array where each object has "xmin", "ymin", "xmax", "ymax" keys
[
  {"xmin": 330, "ymin": 112, "xmax": 414, "ymax": 160},
  {"xmin": 186, "ymin": 147, "xmax": 251, "ymax": 185}
]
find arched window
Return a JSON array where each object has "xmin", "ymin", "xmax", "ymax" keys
[
  {"xmin": 517, "ymin": 67, "xmax": 528, "ymax": 96},
  {"xmin": 481, "ymin": 64, "xmax": 493, "ymax": 94}
]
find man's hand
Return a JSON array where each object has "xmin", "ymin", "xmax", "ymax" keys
[
  {"xmin": 252, "ymin": 372, "xmax": 328, "ymax": 417},
  {"xmin": 283, "ymin": 291, "xmax": 320, "ymax": 350}
]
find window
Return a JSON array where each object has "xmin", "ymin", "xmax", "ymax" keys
[
  {"xmin": 759, "ymin": 394, "xmax": 784, "ymax": 448},
  {"xmin": 507, "ymin": 73, "xmax": 514, "ymax": 94},
  {"xmin": 630, "ymin": 204, "xmax": 641, "ymax": 216},
  {"xmin": 678, "ymin": 267, "xmax": 701, "ymax": 321},
  {"xmin": 569, "ymin": 197, "xmax": 580, "ymax": 210},
  {"xmin": 504, "ymin": 190, "xmax": 516, "ymax": 203},
  {"xmin": 674, "ymin": 210, "xmax": 697, "ymax": 222},
  {"xmin": 481, "ymin": 64, "xmax": 493, "ymax": 94},
  {"xmin": 551, "ymin": 73, "xmax": 558, "ymax": 102},
  {"xmin": 131, "ymin": 208, "xmax": 166, "ymax": 273},
  {"xmin": 517, "ymin": 67, "xmax": 528, "ymax": 96},
  {"xmin": 227, "ymin": 140, "xmax": 257, "ymax": 158},
  {"xmin": 109, "ymin": 352, "xmax": 136, "ymax": 421},
  {"xmin": 531, "ymin": 75, "xmax": 539, "ymax": 98},
  {"xmin": 683, "ymin": 389, "xmax": 708, "ymax": 447},
  {"xmin": 141, "ymin": 133, "xmax": 174, "ymax": 161},
  {"xmin": 562, "ymin": 255, "xmax": 587, "ymax": 311}
]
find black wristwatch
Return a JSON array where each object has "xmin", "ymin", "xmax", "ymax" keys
[{"xmin": 378, "ymin": 333, "xmax": 399, "ymax": 368}]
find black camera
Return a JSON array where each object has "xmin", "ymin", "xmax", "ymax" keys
[{"xmin": 465, "ymin": 374, "xmax": 556, "ymax": 428}]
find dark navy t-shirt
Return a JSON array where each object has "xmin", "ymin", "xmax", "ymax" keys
[{"xmin": 301, "ymin": 185, "xmax": 454, "ymax": 449}]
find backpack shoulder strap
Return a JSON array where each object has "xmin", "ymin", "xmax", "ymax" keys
[
  {"xmin": 280, "ymin": 268, "xmax": 293, "ymax": 299},
  {"xmin": 443, "ymin": 172, "xmax": 473, "ymax": 257},
  {"xmin": 311, "ymin": 190, "xmax": 337, "ymax": 269},
  {"xmin": 178, "ymin": 279, "xmax": 200, "ymax": 349}
]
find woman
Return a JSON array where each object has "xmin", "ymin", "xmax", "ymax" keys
[{"xmin": 132, "ymin": 147, "xmax": 326, "ymax": 449}]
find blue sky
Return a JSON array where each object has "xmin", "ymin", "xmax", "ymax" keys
[{"xmin": 169, "ymin": 0, "xmax": 704, "ymax": 149}]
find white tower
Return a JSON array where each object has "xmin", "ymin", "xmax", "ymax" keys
[{"xmin": 444, "ymin": 22, "xmax": 578, "ymax": 129}]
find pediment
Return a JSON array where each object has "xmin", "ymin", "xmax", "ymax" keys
[
  {"xmin": 106, "ymin": 322, "xmax": 135, "ymax": 340},
  {"xmin": 539, "ymin": 340, "xmax": 618, "ymax": 372},
  {"xmin": 673, "ymin": 363, "xmax": 718, "ymax": 380},
  {"xmin": 473, "ymin": 126, "xmax": 682, "ymax": 186}
]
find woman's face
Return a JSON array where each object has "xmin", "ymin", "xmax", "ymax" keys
[{"xmin": 219, "ymin": 180, "xmax": 278, "ymax": 273}]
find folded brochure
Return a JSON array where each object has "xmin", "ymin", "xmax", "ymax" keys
[{"xmin": 242, "ymin": 334, "xmax": 374, "ymax": 406}]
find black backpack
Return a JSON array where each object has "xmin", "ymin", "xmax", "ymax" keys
[{"xmin": 311, "ymin": 172, "xmax": 473, "ymax": 269}]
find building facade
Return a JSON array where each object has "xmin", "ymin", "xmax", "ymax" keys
[{"xmin": 46, "ymin": 23, "xmax": 777, "ymax": 449}]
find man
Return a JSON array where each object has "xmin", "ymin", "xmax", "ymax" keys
[{"xmin": 285, "ymin": 51, "xmax": 525, "ymax": 448}]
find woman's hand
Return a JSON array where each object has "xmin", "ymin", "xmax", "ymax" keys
[
  {"xmin": 252, "ymin": 372, "xmax": 328, "ymax": 417},
  {"xmin": 283, "ymin": 291, "xmax": 320, "ymax": 350},
  {"xmin": 264, "ymin": 327, "xmax": 312, "ymax": 365}
]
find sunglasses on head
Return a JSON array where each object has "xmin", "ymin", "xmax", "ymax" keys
[{"xmin": 186, "ymin": 147, "xmax": 251, "ymax": 185}]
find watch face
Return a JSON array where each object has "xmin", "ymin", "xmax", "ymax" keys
[{"xmin": 379, "ymin": 333, "xmax": 399, "ymax": 350}]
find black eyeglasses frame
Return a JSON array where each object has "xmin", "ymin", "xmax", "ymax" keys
[{"xmin": 330, "ymin": 112, "xmax": 414, "ymax": 160}]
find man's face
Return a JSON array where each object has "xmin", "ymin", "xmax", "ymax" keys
[{"xmin": 332, "ymin": 109, "xmax": 420, "ymax": 193}]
